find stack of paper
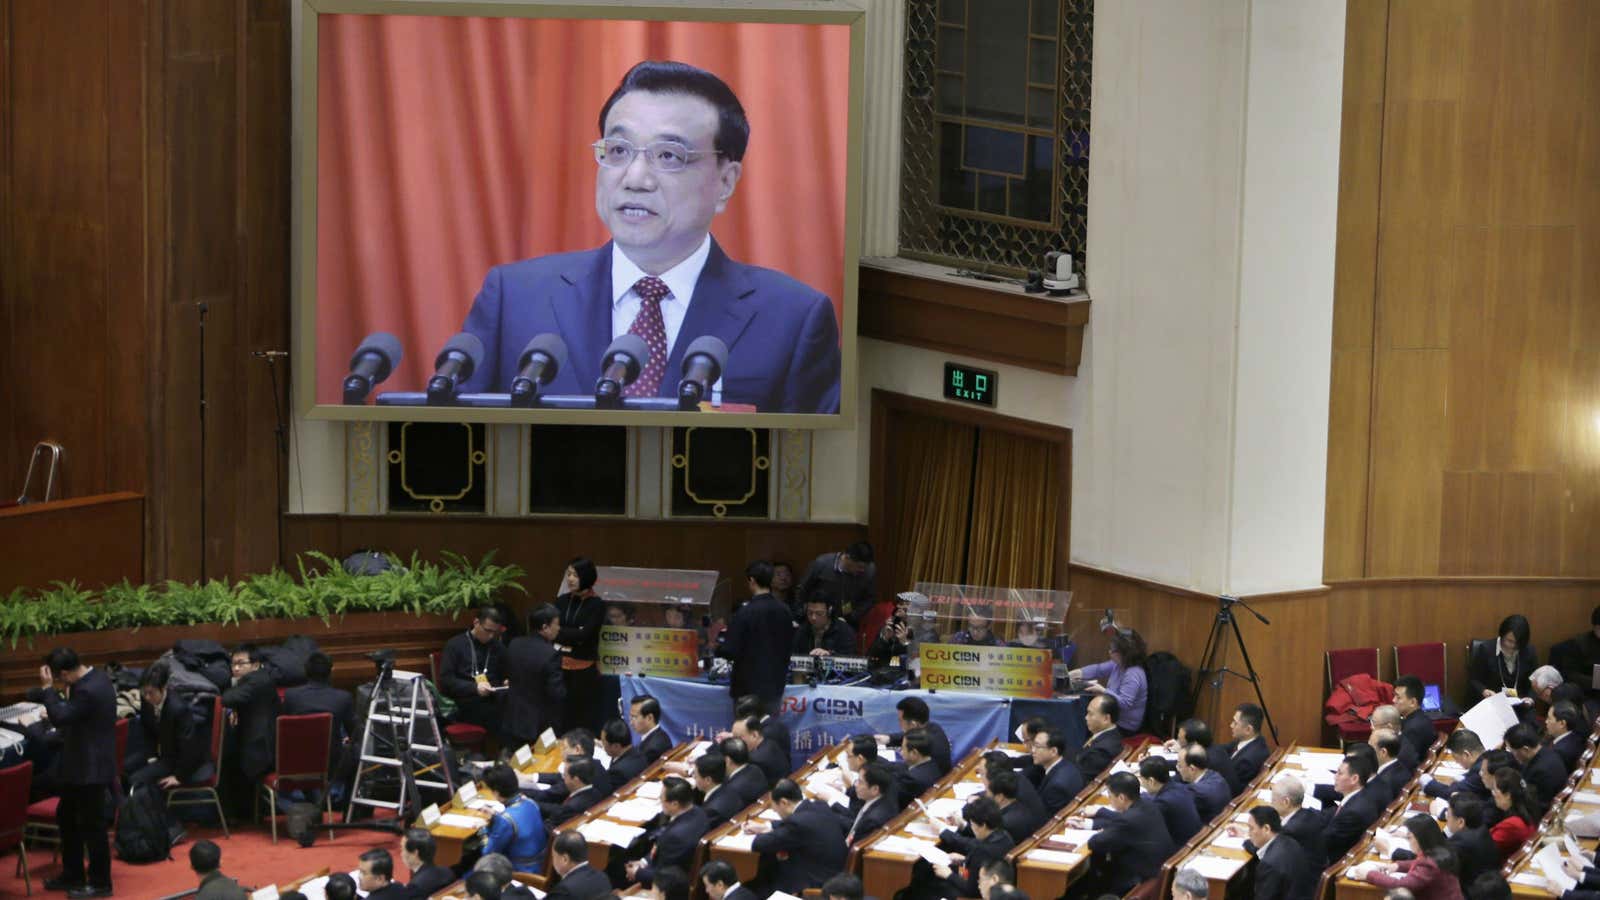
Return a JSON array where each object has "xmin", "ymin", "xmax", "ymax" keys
[
  {"xmin": 924, "ymin": 797, "xmax": 967, "ymax": 819},
  {"xmin": 1026, "ymin": 848, "xmax": 1082, "ymax": 865},
  {"xmin": 438, "ymin": 813, "xmax": 486, "ymax": 830},
  {"xmin": 1571, "ymin": 790, "xmax": 1600, "ymax": 805},
  {"xmin": 1534, "ymin": 843, "xmax": 1578, "ymax": 893},
  {"xmin": 757, "ymin": 808, "xmax": 782, "ymax": 821},
  {"xmin": 291, "ymin": 876, "xmax": 329, "ymax": 900},
  {"xmin": 606, "ymin": 798, "xmax": 663, "ymax": 823},
  {"xmin": 687, "ymin": 741, "xmax": 713, "ymax": 760},
  {"xmin": 873, "ymin": 835, "xmax": 939, "ymax": 858},
  {"xmin": 904, "ymin": 819, "xmax": 942, "ymax": 839},
  {"xmin": 717, "ymin": 831, "xmax": 758, "ymax": 851},
  {"xmin": 1509, "ymin": 872, "xmax": 1547, "ymax": 887},
  {"xmin": 463, "ymin": 797, "xmax": 504, "ymax": 814},
  {"xmin": 918, "ymin": 844, "xmax": 952, "ymax": 867},
  {"xmin": 1054, "ymin": 828, "xmax": 1096, "ymax": 848},
  {"xmin": 635, "ymin": 781, "xmax": 663, "ymax": 799},
  {"xmin": 1460, "ymin": 693, "xmax": 1521, "ymax": 749},
  {"xmin": 951, "ymin": 782, "xmax": 987, "ymax": 799},
  {"xmin": 1210, "ymin": 833, "xmax": 1247, "ymax": 851},
  {"xmin": 1187, "ymin": 853, "xmax": 1247, "ymax": 879},
  {"xmin": 577, "ymin": 819, "xmax": 645, "ymax": 847}
]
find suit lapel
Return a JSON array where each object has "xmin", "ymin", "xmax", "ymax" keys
[
  {"xmin": 554, "ymin": 244, "xmax": 614, "ymax": 391},
  {"xmin": 660, "ymin": 239, "xmax": 757, "ymax": 397}
]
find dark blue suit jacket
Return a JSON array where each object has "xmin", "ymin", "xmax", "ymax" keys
[
  {"xmin": 1188, "ymin": 770, "xmax": 1232, "ymax": 823},
  {"xmin": 1038, "ymin": 759, "xmax": 1085, "ymax": 814},
  {"xmin": 752, "ymin": 799, "xmax": 848, "ymax": 894},
  {"xmin": 1085, "ymin": 799, "xmax": 1175, "ymax": 895},
  {"xmin": 460, "ymin": 240, "xmax": 841, "ymax": 413},
  {"xmin": 1321, "ymin": 786, "xmax": 1385, "ymax": 865},
  {"xmin": 1151, "ymin": 779, "xmax": 1203, "ymax": 844}
]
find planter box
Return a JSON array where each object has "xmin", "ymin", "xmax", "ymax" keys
[{"xmin": 0, "ymin": 610, "xmax": 472, "ymax": 696}]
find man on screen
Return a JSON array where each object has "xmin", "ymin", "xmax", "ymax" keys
[{"xmin": 459, "ymin": 60, "xmax": 842, "ymax": 414}]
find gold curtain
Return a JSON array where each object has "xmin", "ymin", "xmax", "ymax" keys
[
  {"xmin": 967, "ymin": 430, "xmax": 1059, "ymax": 590},
  {"xmin": 887, "ymin": 414, "xmax": 977, "ymax": 591}
]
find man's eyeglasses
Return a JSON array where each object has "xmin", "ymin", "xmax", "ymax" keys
[{"xmin": 591, "ymin": 138, "xmax": 722, "ymax": 173}]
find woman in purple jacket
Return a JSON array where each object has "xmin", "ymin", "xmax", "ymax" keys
[{"xmin": 1071, "ymin": 629, "xmax": 1149, "ymax": 732}]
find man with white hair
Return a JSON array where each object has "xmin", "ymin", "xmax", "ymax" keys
[
  {"xmin": 1530, "ymin": 665, "xmax": 1563, "ymax": 704},
  {"xmin": 1172, "ymin": 867, "xmax": 1209, "ymax": 900},
  {"xmin": 1367, "ymin": 705, "xmax": 1418, "ymax": 769},
  {"xmin": 1272, "ymin": 776, "xmax": 1325, "ymax": 865}
]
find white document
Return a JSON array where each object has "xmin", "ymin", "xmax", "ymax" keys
[
  {"xmin": 918, "ymin": 844, "xmax": 953, "ymax": 867},
  {"xmin": 1055, "ymin": 828, "xmax": 1097, "ymax": 847},
  {"xmin": 1572, "ymin": 790, "xmax": 1600, "ymax": 805},
  {"xmin": 606, "ymin": 798, "xmax": 664, "ymax": 823},
  {"xmin": 1459, "ymin": 692, "xmax": 1521, "ymax": 749},
  {"xmin": 768, "ymin": 893, "xmax": 804, "ymax": 900},
  {"xmin": 1026, "ymin": 848, "xmax": 1083, "ymax": 866},
  {"xmin": 1186, "ymin": 854, "xmax": 1247, "ymax": 880},
  {"xmin": 717, "ymin": 831, "xmax": 758, "ymax": 851},
  {"xmin": 577, "ymin": 819, "xmax": 645, "ymax": 847},
  {"xmin": 294, "ymin": 876, "xmax": 330, "ymax": 900},
  {"xmin": 594, "ymin": 746, "xmax": 612, "ymax": 769},
  {"xmin": 1510, "ymin": 871, "xmax": 1548, "ymax": 887},
  {"xmin": 1567, "ymin": 809, "xmax": 1600, "ymax": 838},
  {"xmin": 1534, "ymin": 843, "xmax": 1578, "ymax": 893},
  {"xmin": 635, "ymin": 780, "xmax": 663, "ymax": 799},
  {"xmin": 951, "ymin": 782, "xmax": 987, "ymax": 799},
  {"xmin": 1300, "ymin": 794, "xmax": 1323, "ymax": 812},
  {"xmin": 925, "ymin": 797, "xmax": 967, "ymax": 819},
  {"xmin": 758, "ymin": 808, "xmax": 781, "ymax": 821},
  {"xmin": 687, "ymin": 741, "xmax": 713, "ymax": 761},
  {"xmin": 438, "ymin": 813, "xmax": 487, "ymax": 830},
  {"xmin": 1210, "ymin": 834, "xmax": 1247, "ymax": 851},
  {"xmin": 904, "ymin": 819, "xmax": 942, "ymax": 839},
  {"xmin": 1563, "ymin": 832, "xmax": 1590, "ymax": 867},
  {"xmin": 872, "ymin": 835, "xmax": 939, "ymax": 858},
  {"xmin": 251, "ymin": 887, "xmax": 280, "ymax": 900}
]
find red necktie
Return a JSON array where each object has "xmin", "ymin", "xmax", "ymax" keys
[{"xmin": 624, "ymin": 276, "xmax": 670, "ymax": 397}]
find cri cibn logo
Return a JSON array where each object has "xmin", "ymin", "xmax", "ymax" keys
[{"xmin": 780, "ymin": 696, "xmax": 865, "ymax": 717}]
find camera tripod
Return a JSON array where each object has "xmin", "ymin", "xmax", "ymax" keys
[{"xmin": 1190, "ymin": 594, "xmax": 1279, "ymax": 744}]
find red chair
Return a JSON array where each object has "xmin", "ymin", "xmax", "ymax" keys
[
  {"xmin": 1394, "ymin": 642, "xmax": 1459, "ymax": 735},
  {"xmin": 256, "ymin": 712, "xmax": 335, "ymax": 844},
  {"xmin": 428, "ymin": 652, "xmax": 488, "ymax": 752},
  {"xmin": 1326, "ymin": 647, "xmax": 1380, "ymax": 744},
  {"xmin": 1, "ymin": 761, "xmax": 34, "ymax": 896},
  {"xmin": 23, "ymin": 717, "xmax": 127, "ymax": 865},
  {"xmin": 167, "ymin": 695, "xmax": 229, "ymax": 837}
]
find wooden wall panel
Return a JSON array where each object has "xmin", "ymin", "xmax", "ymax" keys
[
  {"xmin": 0, "ymin": 493, "xmax": 144, "ymax": 593},
  {"xmin": 282, "ymin": 515, "xmax": 868, "ymax": 621},
  {"xmin": 1328, "ymin": 0, "xmax": 1600, "ymax": 578}
]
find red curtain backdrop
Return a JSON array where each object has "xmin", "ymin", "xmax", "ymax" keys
[{"xmin": 314, "ymin": 14, "xmax": 851, "ymax": 404}]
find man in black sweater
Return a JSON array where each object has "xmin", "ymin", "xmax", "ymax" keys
[
  {"xmin": 30, "ymin": 647, "xmax": 118, "ymax": 899},
  {"xmin": 222, "ymin": 644, "xmax": 281, "ymax": 814},
  {"xmin": 438, "ymin": 607, "xmax": 509, "ymax": 732}
]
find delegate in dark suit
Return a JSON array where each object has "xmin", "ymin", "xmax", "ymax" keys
[
  {"xmin": 1084, "ymin": 798, "xmax": 1176, "ymax": 895},
  {"xmin": 1188, "ymin": 770, "xmax": 1232, "ymax": 823},
  {"xmin": 608, "ymin": 747, "xmax": 649, "ymax": 789},
  {"xmin": 1077, "ymin": 729, "xmax": 1123, "ymax": 782},
  {"xmin": 223, "ymin": 666, "xmax": 280, "ymax": 780},
  {"xmin": 1448, "ymin": 826, "xmax": 1500, "ymax": 886},
  {"xmin": 1219, "ymin": 737, "xmax": 1270, "ymax": 794},
  {"xmin": 638, "ymin": 727, "xmax": 673, "ymax": 765},
  {"xmin": 1038, "ymin": 759, "xmax": 1085, "ymax": 815},
  {"xmin": 889, "ymin": 722, "xmax": 953, "ymax": 776},
  {"xmin": 717, "ymin": 592, "xmax": 795, "ymax": 705},
  {"xmin": 726, "ymin": 763, "xmax": 771, "ymax": 808},
  {"xmin": 406, "ymin": 863, "xmax": 456, "ymax": 899},
  {"xmin": 1554, "ymin": 731, "xmax": 1585, "ymax": 772},
  {"xmin": 459, "ymin": 241, "xmax": 841, "ymax": 414},
  {"xmin": 840, "ymin": 796, "xmax": 895, "ymax": 845},
  {"xmin": 28, "ymin": 665, "xmax": 119, "ymax": 892},
  {"xmin": 703, "ymin": 785, "xmax": 749, "ymax": 829},
  {"xmin": 1521, "ymin": 745, "xmax": 1568, "ymax": 812},
  {"xmin": 1321, "ymin": 786, "xmax": 1385, "ymax": 865},
  {"xmin": 1150, "ymin": 779, "xmax": 1203, "ymax": 844},
  {"xmin": 1000, "ymin": 798, "xmax": 1046, "ymax": 843},
  {"xmin": 1253, "ymin": 835, "xmax": 1315, "ymax": 900},
  {"xmin": 751, "ymin": 737, "xmax": 791, "ymax": 788},
  {"xmin": 752, "ymin": 799, "xmax": 848, "ymax": 894},
  {"xmin": 1279, "ymin": 808, "xmax": 1326, "ymax": 867},
  {"xmin": 502, "ymin": 632, "xmax": 567, "ymax": 745},
  {"xmin": 546, "ymin": 863, "xmax": 612, "ymax": 900},
  {"xmin": 541, "ymin": 784, "xmax": 605, "ymax": 829},
  {"xmin": 894, "ymin": 759, "xmax": 942, "ymax": 808},
  {"xmin": 282, "ymin": 681, "xmax": 355, "ymax": 770},
  {"xmin": 1399, "ymin": 709, "xmax": 1437, "ymax": 765},
  {"xmin": 640, "ymin": 806, "xmax": 710, "ymax": 881}
]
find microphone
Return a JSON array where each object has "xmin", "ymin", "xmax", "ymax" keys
[
  {"xmin": 594, "ymin": 333, "xmax": 650, "ymax": 408},
  {"xmin": 342, "ymin": 333, "xmax": 402, "ymax": 404},
  {"xmin": 509, "ymin": 333, "xmax": 569, "ymax": 408},
  {"xmin": 676, "ymin": 336, "xmax": 729, "ymax": 410},
  {"xmin": 426, "ymin": 332, "xmax": 484, "ymax": 405}
]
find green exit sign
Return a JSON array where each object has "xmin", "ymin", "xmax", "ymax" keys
[{"xmin": 943, "ymin": 362, "xmax": 997, "ymax": 406}]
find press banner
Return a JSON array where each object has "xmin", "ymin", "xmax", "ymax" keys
[
  {"xmin": 614, "ymin": 676, "xmax": 1012, "ymax": 769},
  {"xmin": 597, "ymin": 626, "xmax": 699, "ymax": 677},
  {"xmin": 918, "ymin": 643, "xmax": 1054, "ymax": 699}
]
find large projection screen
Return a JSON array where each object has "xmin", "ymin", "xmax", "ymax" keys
[{"xmin": 293, "ymin": 1, "xmax": 864, "ymax": 427}]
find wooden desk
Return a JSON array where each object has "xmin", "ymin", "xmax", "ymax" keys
[
  {"xmin": 555, "ymin": 741, "xmax": 706, "ymax": 873},
  {"xmin": 853, "ymin": 742, "xmax": 1036, "ymax": 900},
  {"xmin": 428, "ymin": 871, "xmax": 545, "ymax": 900},
  {"xmin": 1006, "ymin": 746, "xmax": 1139, "ymax": 900},
  {"xmin": 275, "ymin": 866, "xmax": 332, "ymax": 893},
  {"xmin": 426, "ymin": 741, "xmax": 583, "ymax": 867},
  {"xmin": 699, "ymin": 745, "xmax": 841, "ymax": 883}
]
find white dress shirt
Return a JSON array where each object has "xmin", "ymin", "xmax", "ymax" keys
[{"xmin": 611, "ymin": 235, "xmax": 712, "ymax": 360}]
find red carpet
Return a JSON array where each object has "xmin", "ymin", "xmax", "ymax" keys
[{"xmin": 0, "ymin": 821, "xmax": 421, "ymax": 899}]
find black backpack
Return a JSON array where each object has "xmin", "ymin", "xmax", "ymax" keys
[
  {"xmin": 1141, "ymin": 651, "xmax": 1194, "ymax": 737},
  {"xmin": 114, "ymin": 783, "xmax": 178, "ymax": 863}
]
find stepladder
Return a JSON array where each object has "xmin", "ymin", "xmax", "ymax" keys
[{"xmin": 346, "ymin": 665, "xmax": 456, "ymax": 825}]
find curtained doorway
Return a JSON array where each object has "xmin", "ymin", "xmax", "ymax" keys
[{"xmin": 869, "ymin": 390, "xmax": 1071, "ymax": 598}]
